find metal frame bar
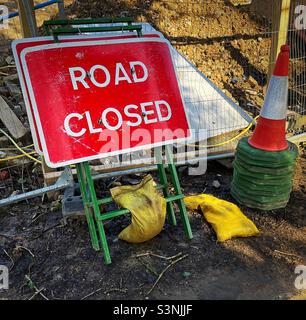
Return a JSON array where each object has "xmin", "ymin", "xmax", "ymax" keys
[{"xmin": 0, "ymin": 166, "xmax": 73, "ymax": 207}]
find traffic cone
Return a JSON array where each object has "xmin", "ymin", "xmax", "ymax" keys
[
  {"xmin": 248, "ymin": 45, "xmax": 290, "ymax": 151},
  {"xmin": 231, "ymin": 45, "xmax": 299, "ymax": 211}
]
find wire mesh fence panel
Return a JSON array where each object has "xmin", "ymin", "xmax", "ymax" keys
[
  {"xmin": 138, "ymin": 0, "xmax": 268, "ymax": 155},
  {"xmin": 287, "ymin": 0, "xmax": 306, "ymax": 133}
]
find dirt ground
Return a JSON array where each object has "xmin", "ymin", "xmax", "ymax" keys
[
  {"xmin": 0, "ymin": 149, "xmax": 305, "ymax": 300},
  {"xmin": 0, "ymin": 0, "xmax": 305, "ymax": 300}
]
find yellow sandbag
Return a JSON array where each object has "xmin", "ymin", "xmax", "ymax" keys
[
  {"xmin": 110, "ymin": 174, "xmax": 166, "ymax": 243},
  {"xmin": 184, "ymin": 194, "xmax": 259, "ymax": 242}
]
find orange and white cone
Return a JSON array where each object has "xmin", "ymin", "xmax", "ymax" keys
[{"xmin": 248, "ymin": 45, "xmax": 290, "ymax": 151}]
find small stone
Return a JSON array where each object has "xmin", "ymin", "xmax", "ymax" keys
[
  {"xmin": 51, "ymin": 200, "xmax": 62, "ymax": 212},
  {"xmin": 5, "ymin": 81, "xmax": 21, "ymax": 95},
  {"xmin": 5, "ymin": 56, "xmax": 14, "ymax": 65},
  {"xmin": 3, "ymin": 73, "xmax": 18, "ymax": 82},
  {"xmin": 0, "ymin": 151, "xmax": 7, "ymax": 159},
  {"xmin": 19, "ymin": 102, "xmax": 26, "ymax": 112},
  {"xmin": 17, "ymin": 177, "xmax": 25, "ymax": 184},
  {"xmin": 212, "ymin": 180, "xmax": 221, "ymax": 188},
  {"xmin": 246, "ymin": 89, "xmax": 257, "ymax": 96},
  {"xmin": 111, "ymin": 181, "xmax": 121, "ymax": 187},
  {"xmin": 178, "ymin": 165, "xmax": 188, "ymax": 174},
  {"xmin": 0, "ymin": 170, "xmax": 9, "ymax": 181},
  {"xmin": 246, "ymin": 102, "xmax": 255, "ymax": 108},
  {"xmin": 231, "ymin": 77, "xmax": 240, "ymax": 84},
  {"xmin": 121, "ymin": 175, "xmax": 142, "ymax": 185},
  {"xmin": 239, "ymin": 40, "xmax": 246, "ymax": 51},
  {"xmin": 14, "ymin": 105, "xmax": 22, "ymax": 116},
  {"xmin": 247, "ymin": 76, "xmax": 258, "ymax": 88},
  {"xmin": 11, "ymin": 190, "xmax": 21, "ymax": 197},
  {"xmin": 0, "ymin": 86, "xmax": 9, "ymax": 96}
]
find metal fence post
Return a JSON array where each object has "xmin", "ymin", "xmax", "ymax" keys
[
  {"xmin": 57, "ymin": 0, "xmax": 66, "ymax": 19},
  {"xmin": 16, "ymin": 0, "xmax": 38, "ymax": 37}
]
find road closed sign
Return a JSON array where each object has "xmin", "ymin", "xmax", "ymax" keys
[
  {"xmin": 21, "ymin": 38, "xmax": 191, "ymax": 168},
  {"xmin": 13, "ymin": 32, "xmax": 163, "ymax": 155}
]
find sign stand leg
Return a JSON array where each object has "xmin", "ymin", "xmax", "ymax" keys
[
  {"xmin": 76, "ymin": 163, "xmax": 100, "ymax": 252},
  {"xmin": 77, "ymin": 162, "xmax": 112, "ymax": 264},
  {"xmin": 165, "ymin": 146, "xmax": 193, "ymax": 240},
  {"xmin": 156, "ymin": 147, "xmax": 177, "ymax": 226}
]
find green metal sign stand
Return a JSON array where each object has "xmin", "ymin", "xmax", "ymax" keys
[
  {"xmin": 47, "ymin": 19, "xmax": 193, "ymax": 264},
  {"xmin": 43, "ymin": 17, "xmax": 134, "ymax": 36}
]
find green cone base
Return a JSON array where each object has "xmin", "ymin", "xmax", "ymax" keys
[
  {"xmin": 231, "ymin": 137, "xmax": 298, "ymax": 211},
  {"xmin": 233, "ymin": 172, "xmax": 293, "ymax": 193},
  {"xmin": 231, "ymin": 187, "xmax": 289, "ymax": 210},
  {"xmin": 233, "ymin": 164, "xmax": 294, "ymax": 184}
]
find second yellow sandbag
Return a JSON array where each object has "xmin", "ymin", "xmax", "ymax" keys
[{"xmin": 184, "ymin": 194, "xmax": 259, "ymax": 242}]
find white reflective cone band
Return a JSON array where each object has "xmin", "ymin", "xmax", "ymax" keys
[{"xmin": 260, "ymin": 76, "xmax": 288, "ymax": 120}]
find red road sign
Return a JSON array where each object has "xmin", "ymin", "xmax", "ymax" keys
[
  {"xmin": 21, "ymin": 38, "xmax": 190, "ymax": 168},
  {"xmin": 13, "ymin": 33, "xmax": 162, "ymax": 154}
]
